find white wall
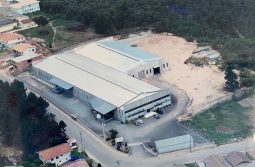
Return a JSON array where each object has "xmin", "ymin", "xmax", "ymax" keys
[
  {"xmin": 0, "ymin": 36, "xmax": 25, "ymax": 48},
  {"xmin": 16, "ymin": 47, "xmax": 36, "ymax": 56},
  {"xmin": 43, "ymin": 152, "xmax": 71, "ymax": 166},
  {"xmin": 13, "ymin": 2, "xmax": 40, "ymax": 14}
]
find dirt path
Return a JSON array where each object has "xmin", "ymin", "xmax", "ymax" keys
[{"xmin": 49, "ymin": 21, "xmax": 57, "ymax": 47}]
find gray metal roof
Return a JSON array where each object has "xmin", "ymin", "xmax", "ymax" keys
[
  {"xmin": 224, "ymin": 152, "xmax": 251, "ymax": 167},
  {"xmin": 89, "ymin": 97, "xmax": 116, "ymax": 115},
  {"xmin": 0, "ymin": 7, "xmax": 23, "ymax": 19},
  {"xmin": 204, "ymin": 155, "xmax": 232, "ymax": 167},
  {"xmin": 155, "ymin": 134, "xmax": 193, "ymax": 154},
  {"xmin": 0, "ymin": 18, "xmax": 16, "ymax": 26},
  {"xmin": 34, "ymin": 53, "xmax": 162, "ymax": 107},
  {"xmin": 50, "ymin": 78, "xmax": 73, "ymax": 90},
  {"xmin": 98, "ymin": 41, "xmax": 160, "ymax": 61}
]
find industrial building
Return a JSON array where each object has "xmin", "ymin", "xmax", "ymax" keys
[
  {"xmin": 74, "ymin": 40, "xmax": 170, "ymax": 79},
  {"xmin": 32, "ymin": 52, "xmax": 171, "ymax": 123}
]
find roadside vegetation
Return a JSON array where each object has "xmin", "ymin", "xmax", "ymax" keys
[
  {"xmin": 0, "ymin": 80, "xmax": 67, "ymax": 166},
  {"xmin": 184, "ymin": 101, "xmax": 253, "ymax": 145}
]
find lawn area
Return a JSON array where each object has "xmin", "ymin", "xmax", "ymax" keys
[
  {"xmin": 19, "ymin": 24, "xmax": 53, "ymax": 47},
  {"xmin": 185, "ymin": 101, "xmax": 253, "ymax": 145}
]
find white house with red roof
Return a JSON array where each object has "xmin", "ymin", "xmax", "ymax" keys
[
  {"xmin": 12, "ymin": 43, "xmax": 36, "ymax": 56},
  {"xmin": 0, "ymin": 32, "xmax": 25, "ymax": 48},
  {"xmin": 38, "ymin": 143, "xmax": 72, "ymax": 166}
]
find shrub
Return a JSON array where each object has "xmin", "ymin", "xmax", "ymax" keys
[{"xmin": 33, "ymin": 16, "xmax": 49, "ymax": 26}]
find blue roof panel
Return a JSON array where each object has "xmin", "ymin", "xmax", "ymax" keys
[{"xmin": 98, "ymin": 41, "xmax": 160, "ymax": 61}]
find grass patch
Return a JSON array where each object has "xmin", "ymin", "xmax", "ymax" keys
[
  {"xmin": 185, "ymin": 101, "xmax": 253, "ymax": 145},
  {"xmin": 27, "ymin": 11, "xmax": 57, "ymax": 21},
  {"xmin": 19, "ymin": 24, "xmax": 53, "ymax": 47}
]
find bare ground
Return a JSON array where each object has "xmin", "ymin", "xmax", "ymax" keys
[{"xmin": 128, "ymin": 33, "xmax": 228, "ymax": 115}]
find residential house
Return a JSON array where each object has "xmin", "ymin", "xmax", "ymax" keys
[
  {"xmin": 12, "ymin": 43, "xmax": 36, "ymax": 56},
  {"xmin": 17, "ymin": 17, "xmax": 37, "ymax": 29},
  {"xmin": 0, "ymin": 17, "xmax": 17, "ymax": 33},
  {"xmin": 10, "ymin": 53, "xmax": 42, "ymax": 69},
  {"xmin": 38, "ymin": 143, "xmax": 72, "ymax": 167},
  {"xmin": 10, "ymin": 0, "xmax": 40, "ymax": 14},
  {"xmin": 0, "ymin": 32, "xmax": 25, "ymax": 48},
  {"xmin": 61, "ymin": 159, "xmax": 89, "ymax": 167}
]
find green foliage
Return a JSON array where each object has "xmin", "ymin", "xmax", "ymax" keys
[
  {"xmin": 39, "ymin": 0, "xmax": 255, "ymax": 72},
  {"xmin": 224, "ymin": 64, "xmax": 240, "ymax": 92},
  {"xmin": 19, "ymin": 24, "xmax": 53, "ymax": 47},
  {"xmin": 186, "ymin": 101, "xmax": 252, "ymax": 145},
  {"xmin": 185, "ymin": 56, "xmax": 209, "ymax": 67},
  {"xmin": 71, "ymin": 148, "xmax": 87, "ymax": 159},
  {"xmin": 109, "ymin": 129, "xmax": 118, "ymax": 139},
  {"xmin": 0, "ymin": 80, "xmax": 67, "ymax": 159},
  {"xmin": 33, "ymin": 16, "xmax": 49, "ymax": 26},
  {"xmin": 240, "ymin": 69, "xmax": 255, "ymax": 87}
]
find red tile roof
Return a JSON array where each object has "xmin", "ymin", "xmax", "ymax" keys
[
  {"xmin": 20, "ymin": 18, "xmax": 33, "ymax": 24},
  {"xmin": 0, "ymin": 32, "xmax": 24, "ymax": 42},
  {"xmin": 38, "ymin": 143, "xmax": 72, "ymax": 161},
  {"xmin": 13, "ymin": 43, "xmax": 35, "ymax": 52},
  {"xmin": 62, "ymin": 159, "xmax": 89, "ymax": 167}
]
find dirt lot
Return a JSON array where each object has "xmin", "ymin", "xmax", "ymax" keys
[{"xmin": 128, "ymin": 33, "xmax": 228, "ymax": 114}]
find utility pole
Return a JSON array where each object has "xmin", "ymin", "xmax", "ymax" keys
[{"xmin": 80, "ymin": 131, "xmax": 84, "ymax": 152}]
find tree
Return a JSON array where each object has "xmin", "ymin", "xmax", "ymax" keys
[
  {"xmin": 33, "ymin": 16, "xmax": 49, "ymax": 26},
  {"xmin": 240, "ymin": 69, "xmax": 255, "ymax": 87},
  {"xmin": 109, "ymin": 129, "xmax": 118, "ymax": 139},
  {"xmin": 224, "ymin": 64, "xmax": 240, "ymax": 92}
]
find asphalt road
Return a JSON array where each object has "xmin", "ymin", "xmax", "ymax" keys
[{"xmin": 2, "ymin": 72, "xmax": 255, "ymax": 167}]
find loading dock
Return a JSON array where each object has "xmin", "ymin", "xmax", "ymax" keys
[{"xmin": 153, "ymin": 66, "xmax": 161, "ymax": 75}]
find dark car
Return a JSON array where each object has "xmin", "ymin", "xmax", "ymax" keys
[
  {"xmin": 157, "ymin": 109, "xmax": 164, "ymax": 115},
  {"xmin": 133, "ymin": 121, "xmax": 140, "ymax": 126},
  {"xmin": 154, "ymin": 114, "xmax": 160, "ymax": 119},
  {"xmin": 51, "ymin": 87, "xmax": 63, "ymax": 94}
]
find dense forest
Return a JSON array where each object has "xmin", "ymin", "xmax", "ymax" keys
[
  {"xmin": 40, "ymin": 0, "xmax": 255, "ymax": 88},
  {"xmin": 0, "ymin": 80, "xmax": 67, "ymax": 166}
]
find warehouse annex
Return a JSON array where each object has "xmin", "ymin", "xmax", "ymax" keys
[
  {"xmin": 74, "ymin": 40, "xmax": 170, "ymax": 79},
  {"xmin": 32, "ymin": 41, "xmax": 171, "ymax": 123}
]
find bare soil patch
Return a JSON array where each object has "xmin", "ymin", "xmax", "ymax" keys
[{"xmin": 128, "ymin": 33, "xmax": 228, "ymax": 114}]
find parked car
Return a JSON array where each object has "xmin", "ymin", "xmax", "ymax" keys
[
  {"xmin": 51, "ymin": 87, "xmax": 63, "ymax": 94},
  {"xmin": 157, "ymin": 109, "xmax": 164, "ymax": 115},
  {"xmin": 154, "ymin": 114, "xmax": 160, "ymax": 119},
  {"xmin": 137, "ymin": 119, "xmax": 144, "ymax": 124},
  {"xmin": 133, "ymin": 121, "xmax": 140, "ymax": 126}
]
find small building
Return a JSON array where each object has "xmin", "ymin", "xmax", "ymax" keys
[
  {"xmin": 0, "ymin": 32, "xmax": 25, "ymax": 48},
  {"xmin": 74, "ymin": 40, "xmax": 169, "ymax": 79},
  {"xmin": 0, "ymin": 17, "xmax": 17, "ymax": 33},
  {"xmin": 224, "ymin": 151, "xmax": 251, "ymax": 167},
  {"xmin": 12, "ymin": 43, "xmax": 36, "ymax": 56},
  {"xmin": 17, "ymin": 17, "xmax": 37, "ymax": 29},
  {"xmin": 204, "ymin": 155, "xmax": 232, "ymax": 167},
  {"xmin": 10, "ymin": 53, "xmax": 42, "ymax": 69},
  {"xmin": 38, "ymin": 143, "xmax": 72, "ymax": 167},
  {"xmin": 10, "ymin": 0, "xmax": 40, "ymax": 14},
  {"xmin": 61, "ymin": 159, "xmax": 89, "ymax": 167},
  {"xmin": 155, "ymin": 134, "xmax": 193, "ymax": 154}
]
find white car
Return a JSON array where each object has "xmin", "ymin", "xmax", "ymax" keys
[{"xmin": 137, "ymin": 119, "xmax": 144, "ymax": 124}]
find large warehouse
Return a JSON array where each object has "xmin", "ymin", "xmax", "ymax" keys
[
  {"xmin": 32, "ymin": 52, "xmax": 171, "ymax": 123},
  {"xmin": 74, "ymin": 40, "xmax": 169, "ymax": 79}
]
